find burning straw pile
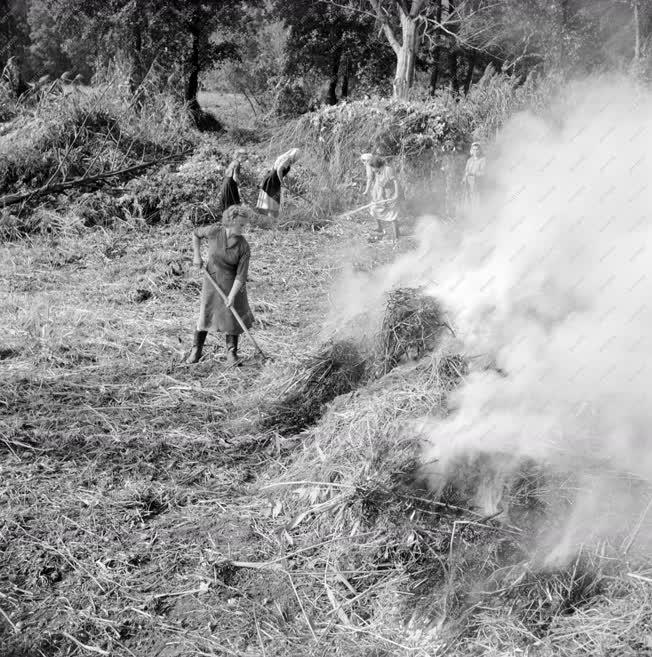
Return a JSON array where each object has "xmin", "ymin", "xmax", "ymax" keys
[
  {"xmin": 259, "ymin": 339, "xmax": 368, "ymax": 435},
  {"xmin": 258, "ymin": 287, "xmax": 458, "ymax": 436},
  {"xmin": 375, "ymin": 287, "xmax": 453, "ymax": 376}
]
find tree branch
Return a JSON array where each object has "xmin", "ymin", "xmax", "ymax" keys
[
  {"xmin": 317, "ymin": 0, "xmax": 377, "ymax": 21},
  {"xmin": 1, "ymin": 152, "xmax": 190, "ymax": 208},
  {"xmin": 368, "ymin": 0, "xmax": 402, "ymax": 54},
  {"xmin": 409, "ymin": 0, "xmax": 428, "ymax": 18}
]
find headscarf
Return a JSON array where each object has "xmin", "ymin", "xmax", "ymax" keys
[{"xmin": 274, "ymin": 148, "xmax": 300, "ymax": 171}]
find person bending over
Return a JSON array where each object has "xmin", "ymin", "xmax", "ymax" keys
[
  {"xmin": 221, "ymin": 148, "xmax": 247, "ymax": 212},
  {"xmin": 256, "ymin": 148, "xmax": 300, "ymax": 219}
]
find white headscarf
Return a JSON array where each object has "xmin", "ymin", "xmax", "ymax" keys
[{"xmin": 274, "ymin": 148, "xmax": 300, "ymax": 171}]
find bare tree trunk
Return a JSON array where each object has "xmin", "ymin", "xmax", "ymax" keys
[
  {"xmin": 368, "ymin": 0, "xmax": 426, "ymax": 100},
  {"xmin": 185, "ymin": 22, "xmax": 201, "ymax": 118},
  {"xmin": 326, "ymin": 46, "xmax": 342, "ymax": 105},
  {"xmin": 341, "ymin": 53, "xmax": 349, "ymax": 98},
  {"xmin": 463, "ymin": 50, "xmax": 476, "ymax": 94},
  {"xmin": 429, "ymin": 0, "xmax": 444, "ymax": 95},
  {"xmin": 430, "ymin": 48, "xmax": 441, "ymax": 94},
  {"xmin": 394, "ymin": 12, "xmax": 419, "ymax": 99},
  {"xmin": 446, "ymin": 0, "xmax": 460, "ymax": 93},
  {"xmin": 449, "ymin": 46, "xmax": 459, "ymax": 93},
  {"xmin": 128, "ymin": 0, "xmax": 145, "ymax": 97}
]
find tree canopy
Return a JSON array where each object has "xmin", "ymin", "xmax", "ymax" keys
[{"xmin": 2, "ymin": 0, "xmax": 652, "ymax": 109}]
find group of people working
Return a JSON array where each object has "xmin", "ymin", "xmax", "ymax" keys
[
  {"xmin": 186, "ymin": 142, "xmax": 487, "ymax": 366},
  {"xmin": 187, "ymin": 147, "xmax": 301, "ymax": 366}
]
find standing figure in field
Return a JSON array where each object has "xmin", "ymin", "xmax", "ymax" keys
[
  {"xmin": 367, "ymin": 156, "xmax": 400, "ymax": 243},
  {"xmin": 256, "ymin": 148, "xmax": 300, "ymax": 219},
  {"xmin": 360, "ymin": 152, "xmax": 382, "ymax": 237},
  {"xmin": 221, "ymin": 149, "xmax": 246, "ymax": 212},
  {"xmin": 462, "ymin": 142, "xmax": 487, "ymax": 211},
  {"xmin": 188, "ymin": 205, "xmax": 255, "ymax": 366}
]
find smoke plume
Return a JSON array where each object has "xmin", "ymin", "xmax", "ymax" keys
[
  {"xmin": 422, "ymin": 76, "xmax": 652, "ymax": 559},
  {"xmin": 333, "ymin": 75, "xmax": 652, "ymax": 559}
]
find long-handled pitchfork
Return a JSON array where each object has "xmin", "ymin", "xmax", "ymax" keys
[
  {"xmin": 336, "ymin": 197, "xmax": 394, "ymax": 219},
  {"xmin": 202, "ymin": 265, "xmax": 267, "ymax": 360}
]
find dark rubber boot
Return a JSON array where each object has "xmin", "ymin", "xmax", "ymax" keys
[
  {"xmin": 225, "ymin": 334, "xmax": 241, "ymax": 367},
  {"xmin": 188, "ymin": 330, "xmax": 207, "ymax": 363}
]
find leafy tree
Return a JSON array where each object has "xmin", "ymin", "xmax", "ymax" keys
[
  {"xmin": 1, "ymin": 1, "xmax": 30, "ymax": 59},
  {"xmin": 324, "ymin": 0, "xmax": 492, "ymax": 99},
  {"xmin": 274, "ymin": 0, "xmax": 392, "ymax": 104},
  {"xmin": 25, "ymin": 0, "xmax": 254, "ymax": 122},
  {"xmin": 1, "ymin": 0, "xmax": 32, "ymax": 81},
  {"xmin": 209, "ymin": 9, "xmax": 288, "ymax": 113}
]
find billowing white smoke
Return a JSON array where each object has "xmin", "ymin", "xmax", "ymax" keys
[
  {"xmin": 420, "ymin": 76, "xmax": 652, "ymax": 558},
  {"xmin": 330, "ymin": 76, "xmax": 652, "ymax": 558}
]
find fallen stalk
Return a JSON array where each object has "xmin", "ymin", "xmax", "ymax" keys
[{"xmin": 0, "ymin": 151, "xmax": 190, "ymax": 208}]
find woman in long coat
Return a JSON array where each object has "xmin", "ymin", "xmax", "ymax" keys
[
  {"xmin": 221, "ymin": 149, "xmax": 246, "ymax": 212},
  {"xmin": 188, "ymin": 205, "xmax": 255, "ymax": 366},
  {"xmin": 256, "ymin": 148, "xmax": 300, "ymax": 218}
]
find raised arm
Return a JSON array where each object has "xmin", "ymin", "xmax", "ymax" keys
[
  {"xmin": 363, "ymin": 164, "xmax": 374, "ymax": 196},
  {"xmin": 276, "ymin": 164, "xmax": 288, "ymax": 183}
]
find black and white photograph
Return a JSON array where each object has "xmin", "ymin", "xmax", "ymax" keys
[{"xmin": 2, "ymin": 0, "xmax": 652, "ymax": 655}]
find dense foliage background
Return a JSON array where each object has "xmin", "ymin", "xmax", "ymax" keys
[{"xmin": 3, "ymin": 0, "xmax": 652, "ymax": 115}]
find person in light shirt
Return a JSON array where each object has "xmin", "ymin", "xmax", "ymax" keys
[{"xmin": 462, "ymin": 141, "xmax": 486, "ymax": 210}]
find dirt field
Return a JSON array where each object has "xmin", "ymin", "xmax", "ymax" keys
[
  {"xmin": 0, "ymin": 148, "xmax": 650, "ymax": 657},
  {"xmin": 0, "ymin": 215, "xmax": 428, "ymax": 656}
]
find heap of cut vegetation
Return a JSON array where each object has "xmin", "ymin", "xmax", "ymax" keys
[
  {"xmin": 375, "ymin": 287, "xmax": 454, "ymax": 376},
  {"xmin": 0, "ymin": 82, "xmax": 194, "ymax": 194},
  {"xmin": 259, "ymin": 339, "xmax": 368, "ymax": 435},
  {"xmin": 0, "ymin": 78, "xmax": 198, "ymax": 237},
  {"xmin": 252, "ymin": 346, "xmax": 651, "ymax": 656},
  {"xmin": 258, "ymin": 287, "xmax": 453, "ymax": 435}
]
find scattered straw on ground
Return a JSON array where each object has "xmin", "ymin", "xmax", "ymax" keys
[{"xmin": 1, "ymin": 205, "xmax": 650, "ymax": 657}]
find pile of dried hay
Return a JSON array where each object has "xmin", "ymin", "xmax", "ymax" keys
[
  {"xmin": 259, "ymin": 339, "xmax": 368, "ymax": 435},
  {"xmin": 375, "ymin": 287, "xmax": 453, "ymax": 376},
  {"xmin": 257, "ymin": 288, "xmax": 459, "ymax": 437}
]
